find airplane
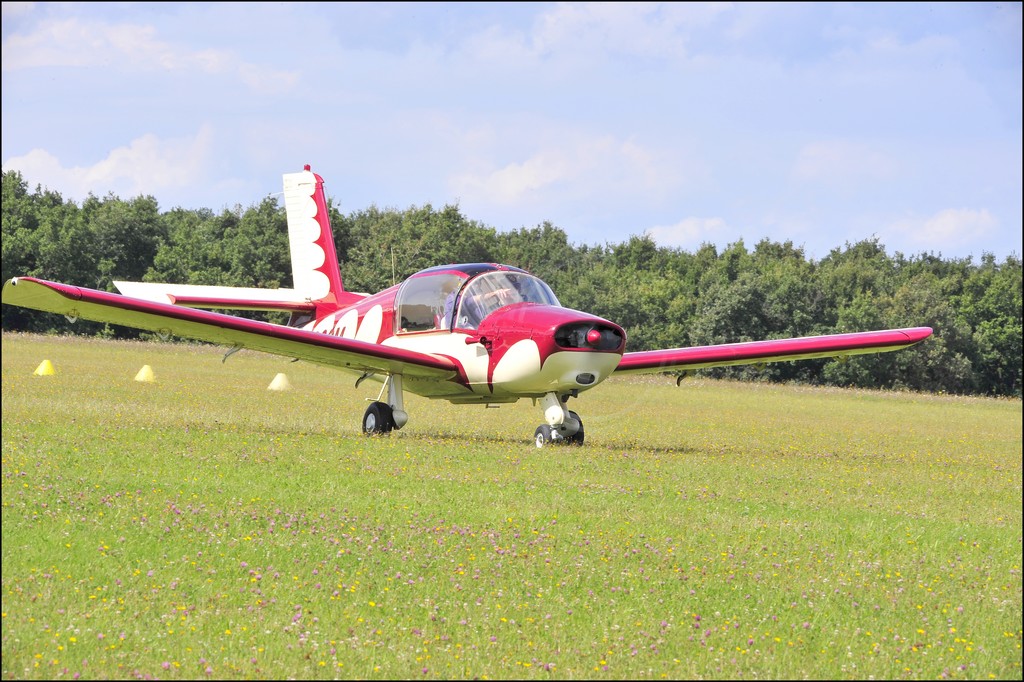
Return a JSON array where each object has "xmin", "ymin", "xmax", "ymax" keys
[{"xmin": 1, "ymin": 165, "xmax": 934, "ymax": 447}]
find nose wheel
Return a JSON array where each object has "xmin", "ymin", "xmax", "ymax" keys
[{"xmin": 534, "ymin": 411, "xmax": 584, "ymax": 447}]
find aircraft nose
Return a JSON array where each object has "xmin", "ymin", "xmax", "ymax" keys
[
  {"xmin": 477, "ymin": 304, "xmax": 625, "ymax": 394},
  {"xmin": 553, "ymin": 320, "xmax": 625, "ymax": 352}
]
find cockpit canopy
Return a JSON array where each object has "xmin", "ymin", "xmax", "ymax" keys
[
  {"xmin": 395, "ymin": 265, "xmax": 560, "ymax": 333},
  {"xmin": 457, "ymin": 270, "xmax": 560, "ymax": 328}
]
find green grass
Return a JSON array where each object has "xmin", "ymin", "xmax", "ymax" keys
[{"xmin": 2, "ymin": 332, "xmax": 1021, "ymax": 680}]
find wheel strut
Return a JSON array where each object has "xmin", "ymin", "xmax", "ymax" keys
[{"xmin": 534, "ymin": 392, "xmax": 584, "ymax": 447}]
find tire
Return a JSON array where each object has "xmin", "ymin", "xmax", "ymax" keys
[
  {"xmin": 565, "ymin": 411, "xmax": 585, "ymax": 446},
  {"xmin": 363, "ymin": 402, "xmax": 395, "ymax": 435},
  {"xmin": 534, "ymin": 424, "xmax": 554, "ymax": 448}
]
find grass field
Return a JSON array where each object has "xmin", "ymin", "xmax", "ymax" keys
[{"xmin": 2, "ymin": 332, "xmax": 1021, "ymax": 680}]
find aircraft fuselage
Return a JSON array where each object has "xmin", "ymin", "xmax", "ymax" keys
[{"xmin": 300, "ymin": 264, "xmax": 626, "ymax": 402}]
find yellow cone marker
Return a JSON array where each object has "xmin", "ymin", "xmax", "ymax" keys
[
  {"xmin": 33, "ymin": 359, "xmax": 56, "ymax": 376},
  {"xmin": 268, "ymin": 373, "xmax": 292, "ymax": 391},
  {"xmin": 135, "ymin": 365, "xmax": 156, "ymax": 382}
]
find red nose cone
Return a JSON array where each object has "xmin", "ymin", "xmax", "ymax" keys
[{"xmin": 586, "ymin": 328, "xmax": 603, "ymax": 346}]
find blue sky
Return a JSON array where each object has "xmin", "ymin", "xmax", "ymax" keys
[{"xmin": 2, "ymin": 2, "xmax": 1021, "ymax": 262}]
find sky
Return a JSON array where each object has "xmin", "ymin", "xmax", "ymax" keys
[{"xmin": 2, "ymin": 2, "xmax": 1021, "ymax": 263}]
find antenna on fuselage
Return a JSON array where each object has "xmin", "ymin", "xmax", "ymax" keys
[{"xmin": 391, "ymin": 247, "xmax": 397, "ymax": 286}]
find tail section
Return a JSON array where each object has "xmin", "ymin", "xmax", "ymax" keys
[
  {"xmin": 114, "ymin": 165, "xmax": 362, "ymax": 321},
  {"xmin": 283, "ymin": 166, "xmax": 351, "ymax": 310}
]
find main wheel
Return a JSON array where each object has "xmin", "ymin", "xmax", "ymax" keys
[
  {"xmin": 363, "ymin": 402, "xmax": 395, "ymax": 435},
  {"xmin": 564, "ymin": 411, "xmax": 585, "ymax": 446},
  {"xmin": 534, "ymin": 424, "xmax": 554, "ymax": 448}
]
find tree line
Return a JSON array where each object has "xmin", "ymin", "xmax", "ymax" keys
[{"xmin": 2, "ymin": 169, "xmax": 1020, "ymax": 397}]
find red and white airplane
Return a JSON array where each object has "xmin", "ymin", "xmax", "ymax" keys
[{"xmin": 2, "ymin": 166, "xmax": 933, "ymax": 447}]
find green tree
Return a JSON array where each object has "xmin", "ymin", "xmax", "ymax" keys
[
  {"xmin": 341, "ymin": 204, "xmax": 498, "ymax": 292},
  {"xmin": 83, "ymin": 193, "xmax": 164, "ymax": 290},
  {"xmin": 146, "ymin": 207, "xmax": 226, "ymax": 284},
  {"xmin": 958, "ymin": 254, "xmax": 1023, "ymax": 396},
  {"xmin": 0, "ymin": 172, "xmax": 105, "ymax": 333},
  {"xmin": 494, "ymin": 221, "xmax": 581, "ymax": 297},
  {"xmin": 817, "ymin": 238, "xmax": 897, "ymax": 314},
  {"xmin": 1, "ymin": 170, "xmax": 41, "ymax": 288},
  {"xmin": 824, "ymin": 274, "xmax": 975, "ymax": 393},
  {"xmin": 222, "ymin": 197, "xmax": 290, "ymax": 289}
]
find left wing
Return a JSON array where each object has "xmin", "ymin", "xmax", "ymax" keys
[
  {"xmin": 1, "ymin": 277, "xmax": 458, "ymax": 379},
  {"xmin": 614, "ymin": 327, "xmax": 933, "ymax": 375}
]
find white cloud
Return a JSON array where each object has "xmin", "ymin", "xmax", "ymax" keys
[
  {"xmin": 3, "ymin": 19, "xmax": 172, "ymax": 70},
  {"xmin": 236, "ymin": 62, "xmax": 300, "ymax": 95},
  {"xmin": 2, "ymin": 126, "xmax": 214, "ymax": 203},
  {"xmin": 456, "ymin": 151, "xmax": 571, "ymax": 204},
  {"xmin": 893, "ymin": 207, "xmax": 998, "ymax": 251},
  {"xmin": 448, "ymin": 132, "xmax": 688, "ymax": 208},
  {"xmin": 531, "ymin": 2, "xmax": 728, "ymax": 59},
  {"xmin": 0, "ymin": 17, "xmax": 297, "ymax": 93},
  {"xmin": 454, "ymin": 1, "xmax": 732, "ymax": 71},
  {"xmin": 830, "ymin": 28, "xmax": 960, "ymax": 71},
  {"xmin": 646, "ymin": 216, "xmax": 730, "ymax": 248}
]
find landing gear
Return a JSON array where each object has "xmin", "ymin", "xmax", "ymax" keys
[
  {"xmin": 363, "ymin": 401, "xmax": 395, "ymax": 435},
  {"xmin": 534, "ymin": 390, "xmax": 585, "ymax": 448},
  {"xmin": 533, "ymin": 412, "xmax": 585, "ymax": 448},
  {"xmin": 361, "ymin": 374, "xmax": 409, "ymax": 436}
]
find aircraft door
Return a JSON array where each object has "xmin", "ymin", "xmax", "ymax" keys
[{"xmin": 395, "ymin": 273, "xmax": 466, "ymax": 333}]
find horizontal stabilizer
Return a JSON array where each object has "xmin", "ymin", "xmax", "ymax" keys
[{"xmin": 112, "ymin": 281, "xmax": 320, "ymax": 312}]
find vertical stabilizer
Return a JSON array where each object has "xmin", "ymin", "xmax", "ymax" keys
[{"xmin": 283, "ymin": 166, "xmax": 347, "ymax": 309}]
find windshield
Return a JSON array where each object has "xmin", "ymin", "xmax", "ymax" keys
[{"xmin": 456, "ymin": 272, "xmax": 560, "ymax": 329}]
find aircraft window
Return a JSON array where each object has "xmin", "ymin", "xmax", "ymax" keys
[
  {"xmin": 395, "ymin": 273, "xmax": 466, "ymax": 333},
  {"xmin": 457, "ymin": 272, "xmax": 560, "ymax": 329}
]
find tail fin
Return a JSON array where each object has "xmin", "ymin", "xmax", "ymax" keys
[
  {"xmin": 114, "ymin": 165, "xmax": 362, "ymax": 319},
  {"xmin": 283, "ymin": 165, "xmax": 351, "ymax": 310}
]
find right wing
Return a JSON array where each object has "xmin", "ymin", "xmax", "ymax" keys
[
  {"xmin": 614, "ymin": 327, "xmax": 934, "ymax": 375},
  {"xmin": 2, "ymin": 277, "xmax": 457, "ymax": 379}
]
